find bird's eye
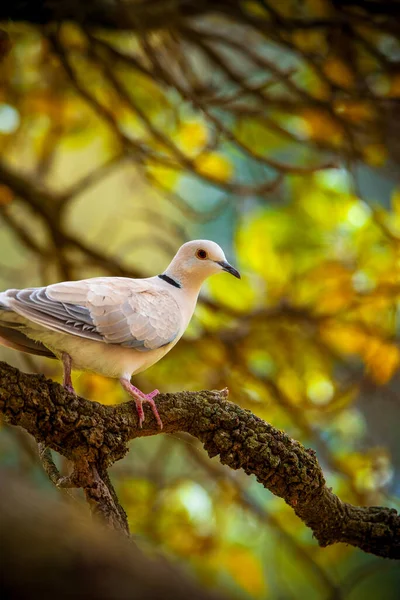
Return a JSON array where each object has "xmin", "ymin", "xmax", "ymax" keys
[{"xmin": 196, "ymin": 249, "xmax": 208, "ymax": 260}]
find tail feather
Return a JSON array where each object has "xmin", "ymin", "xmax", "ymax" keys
[
  {"xmin": 0, "ymin": 325, "xmax": 55, "ymax": 358},
  {"xmin": 0, "ymin": 290, "xmax": 55, "ymax": 358}
]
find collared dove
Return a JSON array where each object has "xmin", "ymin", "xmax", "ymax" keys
[{"xmin": 0, "ymin": 240, "xmax": 240, "ymax": 428}]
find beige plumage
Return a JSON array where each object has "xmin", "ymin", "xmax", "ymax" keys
[{"xmin": 0, "ymin": 240, "xmax": 240, "ymax": 427}]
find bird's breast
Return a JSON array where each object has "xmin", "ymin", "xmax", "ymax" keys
[{"xmin": 26, "ymin": 328, "xmax": 177, "ymax": 379}]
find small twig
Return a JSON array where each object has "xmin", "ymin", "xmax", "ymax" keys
[
  {"xmin": 38, "ymin": 443, "xmax": 65, "ymax": 486},
  {"xmin": 38, "ymin": 442, "xmax": 129, "ymax": 534}
]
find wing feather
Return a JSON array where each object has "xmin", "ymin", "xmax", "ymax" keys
[{"xmin": 2, "ymin": 278, "xmax": 181, "ymax": 351}]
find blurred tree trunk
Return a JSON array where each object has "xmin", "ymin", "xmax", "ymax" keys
[{"xmin": 0, "ymin": 470, "xmax": 225, "ymax": 600}]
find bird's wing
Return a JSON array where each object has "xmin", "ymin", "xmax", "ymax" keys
[{"xmin": 2, "ymin": 278, "xmax": 181, "ymax": 351}]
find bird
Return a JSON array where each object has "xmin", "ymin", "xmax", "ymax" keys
[{"xmin": 0, "ymin": 240, "xmax": 240, "ymax": 428}]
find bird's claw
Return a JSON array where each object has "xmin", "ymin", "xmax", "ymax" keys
[
  {"xmin": 145, "ymin": 390, "xmax": 163, "ymax": 429},
  {"xmin": 120, "ymin": 379, "xmax": 162, "ymax": 429},
  {"xmin": 134, "ymin": 390, "xmax": 162, "ymax": 429},
  {"xmin": 140, "ymin": 390, "xmax": 162, "ymax": 429},
  {"xmin": 63, "ymin": 384, "xmax": 76, "ymax": 396},
  {"xmin": 135, "ymin": 400, "xmax": 145, "ymax": 429}
]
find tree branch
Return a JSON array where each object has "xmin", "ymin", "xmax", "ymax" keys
[
  {"xmin": 1, "ymin": 360, "xmax": 399, "ymax": 559},
  {"xmin": 1, "ymin": 0, "xmax": 399, "ymax": 33},
  {"xmin": 38, "ymin": 442, "xmax": 129, "ymax": 534},
  {"xmin": 0, "ymin": 0, "xmax": 210, "ymax": 31}
]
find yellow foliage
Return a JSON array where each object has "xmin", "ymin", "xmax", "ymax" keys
[
  {"xmin": 312, "ymin": 538, "xmax": 352, "ymax": 566},
  {"xmin": 0, "ymin": 184, "xmax": 13, "ymax": 205},
  {"xmin": 292, "ymin": 30, "xmax": 327, "ymax": 54},
  {"xmin": 320, "ymin": 322, "xmax": 368, "ymax": 355},
  {"xmin": 336, "ymin": 449, "xmax": 393, "ymax": 493},
  {"xmin": 392, "ymin": 188, "xmax": 400, "ymax": 213},
  {"xmin": 305, "ymin": 0, "xmax": 332, "ymax": 16},
  {"xmin": 306, "ymin": 374, "xmax": 334, "ymax": 406},
  {"xmin": 387, "ymin": 73, "xmax": 400, "ymax": 98},
  {"xmin": 195, "ymin": 153, "xmax": 234, "ymax": 182},
  {"xmin": 301, "ymin": 108, "xmax": 344, "ymax": 144},
  {"xmin": 78, "ymin": 372, "xmax": 122, "ymax": 404},
  {"xmin": 193, "ymin": 304, "xmax": 230, "ymax": 332},
  {"xmin": 320, "ymin": 323, "xmax": 400, "ymax": 384},
  {"xmin": 208, "ymin": 273, "xmax": 257, "ymax": 313},
  {"xmin": 305, "ymin": 262, "xmax": 354, "ymax": 314},
  {"xmin": 237, "ymin": 211, "xmax": 291, "ymax": 292},
  {"xmin": 25, "ymin": 91, "xmax": 66, "ymax": 120},
  {"xmin": 243, "ymin": 1, "xmax": 269, "ymax": 18},
  {"xmin": 178, "ymin": 120, "xmax": 208, "ymax": 154},
  {"xmin": 324, "ymin": 57, "xmax": 354, "ymax": 89},
  {"xmin": 196, "ymin": 337, "xmax": 227, "ymax": 368},
  {"xmin": 362, "ymin": 143, "xmax": 387, "ymax": 167},
  {"xmin": 302, "ymin": 68, "xmax": 332, "ymax": 101},
  {"xmin": 221, "ymin": 545, "xmax": 266, "ymax": 597},
  {"xmin": 363, "ymin": 338, "xmax": 400, "ymax": 384},
  {"xmin": 147, "ymin": 161, "xmax": 179, "ymax": 190},
  {"xmin": 166, "ymin": 527, "xmax": 212, "ymax": 557},
  {"xmin": 272, "ymin": 501, "xmax": 305, "ymax": 534},
  {"xmin": 277, "ymin": 368, "xmax": 304, "ymax": 405},
  {"xmin": 118, "ymin": 478, "xmax": 157, "ymax": 532},
  {"xmin": 334, "ymin": 100, "xmax": 375, "ymax": 122},
  {"xmin": 59, "ymin": 22, "xmax": 87, "ymax": 49},
  {"xmin": 324, "ymin": 387, "xmax": 359, "ymax": 414},
  {"xmin": 235, "ymin": 118, "xmax": 288, "ymax": 152}
]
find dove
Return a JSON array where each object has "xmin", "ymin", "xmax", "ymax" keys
[{"xmin": 0, "ymin": 240, "xmax": 240, "ymax": 428}]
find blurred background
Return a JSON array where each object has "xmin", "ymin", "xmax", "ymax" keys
[{"xmin": 1, "ymin": 1, "xmax": 400, "ymax": 598}]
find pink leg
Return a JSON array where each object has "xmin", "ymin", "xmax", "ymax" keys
[
  {"xmin": 120, "ymin": 378, "xmax": 162, "ymax": 429},
  {"xmin": 62, "ymin": 352, "xmax": 75, "ymax": 395}
]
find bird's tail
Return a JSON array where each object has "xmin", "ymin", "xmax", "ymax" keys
[{"xmin": 0, "ymin": 289, "xmax": 55, "ymax": 358}]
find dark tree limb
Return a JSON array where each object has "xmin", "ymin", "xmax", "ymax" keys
[
  {"xmin": 1, "ymin": 360, "xmax": 399, "ymax": 559},
  {"xmin": 1, "ymin": 0, "xmax": 399, "ymax": 33},
  {"xmin": 38, "ymin": 443, "xmax": 129, "ymax": 534},
  {"xmin": 0, "ymin": 0, "xmax": 209, "ymax": 31}
]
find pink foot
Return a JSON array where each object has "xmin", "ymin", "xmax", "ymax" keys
[
  {"xmin": 63, "ymin": 384, "xmax": 76, "ymax": 395},
  {"xmin": 62, "ymin": 352, "xmax": 76, "ymax": 396},
  {"xmin": 120, "ymin": 378, "xmax": 162, "ymax": 429}
]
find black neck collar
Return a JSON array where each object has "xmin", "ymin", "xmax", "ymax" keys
[{"xmin": 158, "ymin": 273, "xmax": 181, "ymax": 289}]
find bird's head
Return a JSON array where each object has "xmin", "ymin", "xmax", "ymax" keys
[{"xmin": 164, "ymin": 240, "xmax": 240, "ymax": 288}]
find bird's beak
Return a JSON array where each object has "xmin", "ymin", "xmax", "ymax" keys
[{"xmin": 216, "ymin": 260, "xmax": 241, "ymax": 279}]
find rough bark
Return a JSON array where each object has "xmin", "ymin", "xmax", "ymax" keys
[{"xmin": 1, "ymin": 360, "xmax": 399, "ymax": 559}]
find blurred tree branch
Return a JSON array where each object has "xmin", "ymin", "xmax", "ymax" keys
[
  {"xmin": 2, "ymin": 0, "xmax": 399, "ymax": 191},
  {"xmin": 1, "ymin": 0, "xmax": 399, "ymax": 275},
  {"xmin": 1, "ymin": 1, "xmax": 400, "ymax": 34},
  {"xmin": 1, "ymin": 360, "xmax": 399, "ymax": 560},
  {"xmin": 0, "ymin": 471, "xmax": 225, "ymax": 600}
]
